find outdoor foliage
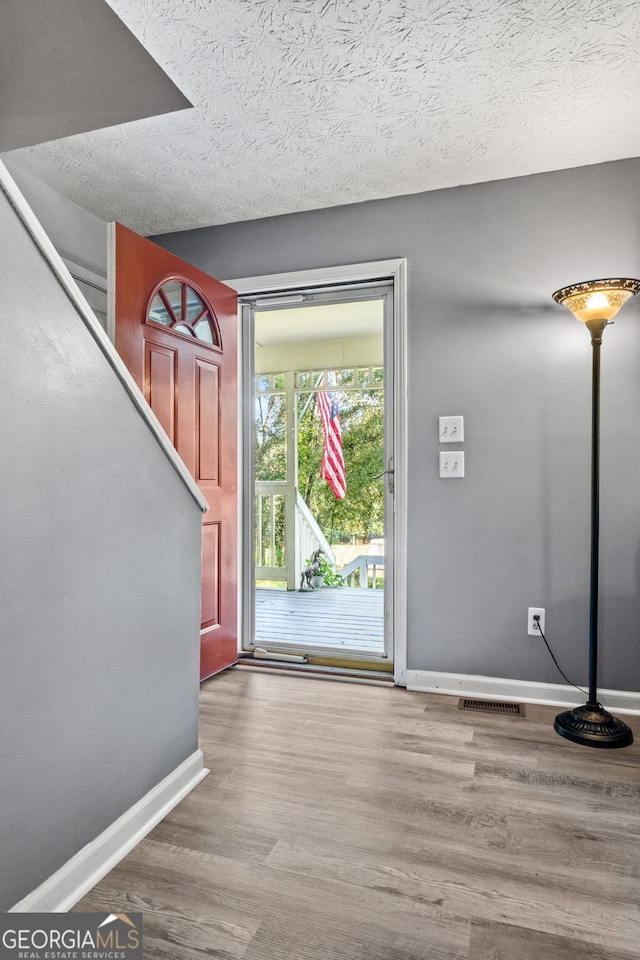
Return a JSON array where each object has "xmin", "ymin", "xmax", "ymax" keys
[
  {"xmin": 255, "ymin": 380, "xmax": 385, "ymax": 541},
  {"xmin": 303, "ymin": 554, "xmax": 344, "ymax": 586},
  {"xmin": 255, "ymin": 392, "xmax": 286, "ymax": 481},
  {"xmin": 298, "ymin": 388, "xmax": 384, "ymax": 540},
  {"xmin": 255, "ymin": 492, "xmax": 285, "ymax": 567}
]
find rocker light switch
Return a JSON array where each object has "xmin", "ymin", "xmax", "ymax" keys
[
  {"xmin": 439, "ymin": 415, "xmax": 464, "ymax": 443},
  {"xmin": 439, "ymin": 451, "xmax": 465, "ymax": 478}
]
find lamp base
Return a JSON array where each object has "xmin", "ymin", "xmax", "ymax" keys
[{"xmin": 554, "ymin": 702, "xmax": 633, "ymax": 748}]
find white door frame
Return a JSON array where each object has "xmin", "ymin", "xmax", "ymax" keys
[{"xmin": 227, "ymin": 259, "xmax": 408, "ymax": 687}]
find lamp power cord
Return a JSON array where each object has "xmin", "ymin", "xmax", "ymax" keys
[{"xmin": 534, "ymin": 615, "xmax": 588, "ymax": 698}]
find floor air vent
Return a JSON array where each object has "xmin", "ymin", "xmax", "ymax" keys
[{"xmin": 458, "ymin": 698, "xmax": 525, "ymax": 716}]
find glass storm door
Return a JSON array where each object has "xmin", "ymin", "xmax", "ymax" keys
[{"xmin": 245, "ymin": 282, "xmax": 394, "ymax": 666}]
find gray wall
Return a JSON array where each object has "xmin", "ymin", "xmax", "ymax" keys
[
  {"xmin": 0, "ymin": 186, "xmax": 202, "ymax": 910},
  {"xmin": 156, "ymin": 158, "xmax": 640, "ymax": 692},
  {"xmin": 0, "ymin": 0, "xmax": 191, "ymax": 153},
  {"xmin": 5, "ymin": 162, "xmax": 107, "ymax": 277}
]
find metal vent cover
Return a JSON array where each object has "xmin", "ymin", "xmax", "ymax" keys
[{"xmin": 458, "ymin": 698, "xmax": 525, "ymax": 716}]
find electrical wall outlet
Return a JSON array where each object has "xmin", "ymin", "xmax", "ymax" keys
[
  {"xmin": 527, "ymin": 607, "xmax": 545, "ymax": 636},
  {"xmin": 439, "ymin": 451, "xmax": 464, "ymax": 478}
]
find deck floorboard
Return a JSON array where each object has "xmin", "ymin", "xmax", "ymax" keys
[{"xmin": 255, "ymin": 586, "xmax": 384, "ymax": 654}]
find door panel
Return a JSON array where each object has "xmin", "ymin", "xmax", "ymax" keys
[
  {"xmin": 145, "ymin": 341, "xmax": 176, "ymax": 442},
  {"xmin": 196, "ymin": 359, "xmax": 220, "ymax": 483},
  {"xmin": 201, "ymin": 522, "xmax": 221, "ymax": 626},
  {"xmin": 113, "ymin": 223, "xmax": 238, "ymax": 680}
]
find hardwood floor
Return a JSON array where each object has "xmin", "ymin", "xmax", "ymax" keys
[{"xmin": 75, "ymin": 670, "xmax": 640, "ymax": 959}]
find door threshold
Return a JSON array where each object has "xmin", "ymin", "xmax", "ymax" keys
[
  {"xmin": 242, "ymin": 648, "xmax": 393, "ymax": 671},
  {"xmin": 237, "ymin": 656, "xmax": 395, "ymax": 684}
]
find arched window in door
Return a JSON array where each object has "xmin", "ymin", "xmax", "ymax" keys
[{"xmin": 146, "ymin": 278, "xmax": 222, "ymax": 347}]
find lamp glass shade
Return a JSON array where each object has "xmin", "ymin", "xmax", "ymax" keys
[{"xmin": 552, "ymin": 278, "xmax": 640, "ymax": 322}]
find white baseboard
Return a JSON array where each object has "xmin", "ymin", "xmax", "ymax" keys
[
  {"xmin": 406, "ymin": 670, "xmax": 640, "ymax": 715},
  {"xmin": 9, "ymin": 750, "xmax": 209, "ymax": 913}
]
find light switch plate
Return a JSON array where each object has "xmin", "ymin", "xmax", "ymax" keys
[
  {"xmin": 439, "ymin": 415, "xmax": 464, "ymax": 443},
  {"xmin": 439, "ymin": 451, "xmax": 465, "ymax": 478}
]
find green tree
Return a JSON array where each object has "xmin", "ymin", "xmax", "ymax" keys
[
  {"xmin": 255, "ymin": 381, "xmax": 386, "ymax": 544},
  {"xmin": 297, "ymin": 388, "xmax": 385, "ymax": 540},
  {"xmin": 255, "ymin": 393, "xmax": 286, "ymax": 481}
]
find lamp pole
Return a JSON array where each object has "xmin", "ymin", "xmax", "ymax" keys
[
  {"xmin": 586, "ymin": 318, "xmax": 605, "ymax": 711},
  {"xmin": 552, "ymin": 280, "xmax": 638, "ymax": 749}
]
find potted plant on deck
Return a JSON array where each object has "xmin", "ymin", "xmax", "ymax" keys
[{"xmin": 311, "ymin": 555, "xmax": 344, "ymax": 588}]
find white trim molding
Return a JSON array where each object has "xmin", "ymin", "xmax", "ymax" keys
[
  {"xmin": 406, "ymin": 670, "xmax": 640, "ymax": 715},
  {"xmin": 9, "ymin": 751, "xmax": 209, "ymax": 913},
  {"xmin": 61, "ymin": 259, "xmax": 107, "ymax": 291},
  {"xmin": 228, "ymin": 259, "xmax": 408, "ymax": 687},
  {"xmin": 227, "ymin": 259, "xmax": 406, "ymax": 295}
]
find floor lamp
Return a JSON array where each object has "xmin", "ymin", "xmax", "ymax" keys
[{"xmin": 552, "ymin": 278, "xmax": 640, "ymax": 749}]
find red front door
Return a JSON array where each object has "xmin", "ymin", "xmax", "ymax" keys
[{"xmin": 113, "ymin": 223, "xmax": 237, "ymax": 680}]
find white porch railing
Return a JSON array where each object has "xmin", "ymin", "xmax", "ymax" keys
[
  {"xmin": 255, "ymin": 483, "xmax": 335, "ymax": 590},
  {"xmin": 295, "ymin": 492, "xmax": 336, "ymax": 585},
  {"xmin": 340, "ymin": 554, "xmax": 385, "ymax": 589}
]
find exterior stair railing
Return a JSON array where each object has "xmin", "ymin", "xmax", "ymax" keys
[
  {"xmin": 255, "ymin": 482, "xmax": 335, "ymax": 590},
  {"xmin": 339, "ymin": 553, "xmax": 385, "ymax": 589}
]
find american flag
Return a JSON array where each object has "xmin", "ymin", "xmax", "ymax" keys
[{"xmin": 317, "ymin": 375, "xmax": 346, "ymax": 500}]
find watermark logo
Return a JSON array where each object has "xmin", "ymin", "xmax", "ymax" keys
[{"xmin": 0, "ymin": 913, "xmax": 143, "ymax": 960}]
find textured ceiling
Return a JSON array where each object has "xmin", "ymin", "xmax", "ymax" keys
[{"xmin": 4, "ymin": 0, "xmax": 640, "ymax": 234}]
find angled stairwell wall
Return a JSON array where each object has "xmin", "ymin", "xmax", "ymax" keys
[{"xmin": 0, "ymin": 164, "xmax": 206, "ymax": 911}]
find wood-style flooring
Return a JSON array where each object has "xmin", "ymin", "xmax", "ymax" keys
[
  {"xmin": 255, "ymin": 586, "xmax": 384, "ymax": 654},
  {"xmin": 75, "ymin": 670, "xmax": 640, "ymax": 959}
]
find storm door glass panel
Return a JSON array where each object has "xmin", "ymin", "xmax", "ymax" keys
[
  {"xmin": 254, "ymin": 388, "xmax": 287, "ymax": 482},
  {"xmin": 257, "ymin": 493, "xmax": 285, "ymax": 567},
  {"xmin": 251, "ymin": 291, "xmax": 390, "ymax": 657}
]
